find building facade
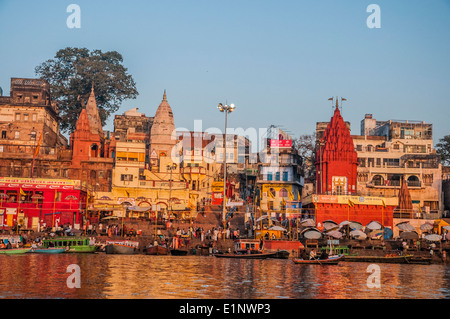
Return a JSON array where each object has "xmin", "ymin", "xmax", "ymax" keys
[{"xmin": 354, "ymin": 114, "xmax": 443, "ymax": 218}]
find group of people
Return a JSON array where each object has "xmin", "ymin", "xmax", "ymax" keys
[{"xmin": 168, "ymin": 225, "xmax": 241, "ymax": 243}]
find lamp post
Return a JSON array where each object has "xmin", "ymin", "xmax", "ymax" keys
[
  {"xmin": 167, "ymin": 162, "xmax": 177, "ymax": 221},
  {"xmin": 217, "ymin": 102, "xmax": 236, "ymax": 228}
]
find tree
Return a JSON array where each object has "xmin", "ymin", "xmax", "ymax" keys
[
  {"xmin": 35, "ymin": 47, "xmax": 138, "ymax": 133},
  {"xmin": 436, "ymin": 135, "xmax": 450, "ymax": 166},
  {"xmin": 292, "ymin": 133, "xmax": 317, "ymax": 180}
]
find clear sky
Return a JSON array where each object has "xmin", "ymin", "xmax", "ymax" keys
[{"xmin": 0, "ymin": 0, "xmax": 449, "ymax": 143}]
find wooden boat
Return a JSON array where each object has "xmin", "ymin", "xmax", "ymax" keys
[
  {"xmin": 343, "ymin": 254, "xmax": 413, "ymax": 264},
  {"xmin": 31, "ymin": 247, "xmax": 66, "ymax": 254},
  {"xmin": 0, "ymin": 248, "xmax": 31, "ymax": 255},
  {"xmin": 408, "ymin": 256, "xmax": 432, "ymax": 265},
  {"xmin": 42, "ymin": 237, "xmax": 98, "ymax": 253},
  {"xmin": 292, "ymin": 254, "xmax": 344, "ymax": 265},
  {"xmin": 144, "ymin": 245, "xmax": 169, "ymax": 255},
  {"xmin": 105, "ymin": 240, "xmax": 140, "ymax": 255},
  {"xmin": 214, "ymin": 251, "xmax": 278, "ymax": 259},
  {"xmin": 170, "ymin": 249, "xmax": 189, "ymax": 256},
  {"xmin": 269, "ymin": 250, "xmax": 290, "ymax": 259},
  {"xmin": 214, "ymin": 239, "xmax": 277, "ymax": 259}
]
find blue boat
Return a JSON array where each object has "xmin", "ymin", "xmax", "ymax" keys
[{"xmin": 31, "ymin": 247, "xmax": 67, "ymax": 254}]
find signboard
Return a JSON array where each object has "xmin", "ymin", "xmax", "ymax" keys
[
  {"xmin": 311, "ymin": 194, "xmax": 396, "ymax": 206},
  {"xmin": 270, "ymin": 140, "xmax": 292, "ymax": 148}
]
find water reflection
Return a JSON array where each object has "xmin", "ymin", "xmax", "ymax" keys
[{"xmin": 0, "ymin": 254, "xmax": 449, "ymax": 299}]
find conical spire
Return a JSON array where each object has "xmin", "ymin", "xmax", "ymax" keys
[
  {"xmin": 150, "ymin": 90, "xmax": 177, "ymax": 154},
  {"xmin": 85, "ymin": 84, "xmax": 103, "ymax": 137}
]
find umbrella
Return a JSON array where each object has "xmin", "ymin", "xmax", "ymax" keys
[
  {"xmin": 442, "ymin": 225, "xmax": 450, "ymax": 232},
  {"xmin": 424, "ymin": 234, "xmax": 441, "ymax": 242},
  {"xmin": 350, "ymin": 230, "xmax": 367, "ymax": 240},
  {"xmin": 396, "ymin": 222, "xmax": 416, "ymax": 232},
  {"xmin": 399, "ymin": 231, "xmax": 419, "ymax": 240},
  {"xmin": 102, "ymin": 216, "xmax": 119, "ymax": 220},
  {"xmin": 383, "ymin": 228, "xmax": 393, "ymax": 240},
  {"xmin": 301, "ymin": 219, "xmax": 316, "ymax": 227},
  {"xmin": 0, "ymin": 193, "xmax": 9, "ymax": 199},
  {"xmin": 366, "ymin": 221, "xmax": 382, "ymax": 230},
  {"xmin": 301, "ymin": 227, "xmax": 322, "ymax": 239},
  {"xmin": 326, "ymin": 230, "xmax": 343, "ymax": 239},
  {"xmin": 349, "ymin": 221, "xmax": 363, "ymax": 230},
  {"xmin": 323, "ymin": 220, "xmax": 339, "ymax": 231},
  {"xmin": 420, "ymin": 223, "xmax": 434, "ymax": 232},
  {"xmin": 269, "ymin": 226, "xmax": 286, "ymax": 232},
  {"xmin": 339, "ymin": 220, "xmax": 351, "ymax": 228},
  {"xmin": 100, "ymin": 196, "xmax": 112, "ymax": 200},
  {"xmin": 65, "ymin": 195, "xmax": 78, "ymax": 200}
]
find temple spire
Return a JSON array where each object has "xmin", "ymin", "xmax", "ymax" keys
[{"xmin": 163, "ymin": 89, "xmax": 167, "ymax": 102}]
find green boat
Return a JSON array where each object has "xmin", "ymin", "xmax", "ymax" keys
[
  {"xmin": 0, "ymin": 248, "xmax": 31, "ymax": 255},
  {"xmin": 42, "ymin": 237, "xmax": 98, "ymax": 253}
]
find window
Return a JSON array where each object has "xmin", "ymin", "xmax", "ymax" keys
[
  {"xmin": 32, "ymin": 113, "xmax": 37, "ymax": 121},
  {"xmin": 1, "ymin": 131, "xmax": 6, "ymax": 139},
  {"xmin": 267, "ymin": 173, "xmax": 273, "ymax": 181},
  {"xmin": 30, "ymin": 131, "xmax": 36, "ymax": 141},
  {"xmin": 121, "ymin": 174, "xmax": 133, "ymax": 181},
  {"xmin": 14, "ymin": 131, "xmax": 20, "ymax": 140},
  {"xmin": 15, "ymin": 113, "xmax": 21, "ymax": 121},
  {"xmin": 275, "ymin": 172, "xmax": 280, "ymax": 181},
  {"xmin": 24, "ymin": 114, "xmax": 29, "ymax": 121},
  {"xmin": 283, "ymin": 171, "xmax": 289, "ymax": 181},
  {"xmin": 356, "ymin": 145, "xmax": 362, "ymax": 151},
  {"xmin": 393, "ymin": 144, "xmax": 400, "ymax": 150},
  {"xmin": 279, "ymin": 188, "xmax": 288, "ymax": 198}
]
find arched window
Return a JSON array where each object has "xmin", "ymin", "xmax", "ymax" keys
[
  {"xmin": 90, "ymin": 144, "xmax": 98, "ymax": 157},
  {"xmin": 279, "ymin": 188, "xmax": 288, "ymax": 198},
  {"xmin": 372, "ymin": 175, "xmax": 384, "ymax": 186}
]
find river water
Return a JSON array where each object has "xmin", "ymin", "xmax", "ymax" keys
[{"xmin": 0, "ymin": 253, "xmax": 449, "ymax": 299}]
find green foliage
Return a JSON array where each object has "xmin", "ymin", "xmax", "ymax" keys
[
  {"xmin": 35, "ymin": 47, "xmax": 138, "ymax": 133},
  {"xmin": 436, "ymin": 135, "xmax": 450, "ymax": 165}
]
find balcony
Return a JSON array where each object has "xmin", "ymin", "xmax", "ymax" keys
[{"xmin": 368, "ymin": 179, "xmax": 422, "ymax": 188}]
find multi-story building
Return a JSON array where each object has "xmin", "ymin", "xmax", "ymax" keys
[
  {"xmin": 354, "ymin": 114, "xmax": 443, "ymax": 217},
  {"xmin": 257, "ymin": 128, "xmax": 304, "ymax": 213}
]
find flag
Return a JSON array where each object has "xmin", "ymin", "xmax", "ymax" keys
[
  {"xmin": 288, "ymin": 190, "xmax": 294, "ymax": 201},
  {"xmin": 125, "ymin": 190, "xmax": 130, "ymax": 197},
  {"xmin": 282, "ymin": 198, "xmax": 286, "ymax": 206},
  {"xmin": 33, "ymin": 131, "xmax": 43, "ymax": 157},
  {"xmin": 381, "ymin": 200, "xmax": 386, "ymax": 208},
  {"xmin": 268, "ymin": 191, "xmax": 275, "ymax": 199},
  {"xmin": 328, "ymin": 97, "xmax": 333, "ymax": 101},
  {"xmin": 348, "ymin": 199, "xmax": 355, "ymax": 207},
  {"xmin": 19, "ymin": 188, "xmax": 26, "ymax": 196},
  {"xmin": 342, "ymin": 98, "xmax": 347, "ymax": 101},
  {"xmin": 419, "ymin": 206, "xmax": 423, "ymax": 213}
]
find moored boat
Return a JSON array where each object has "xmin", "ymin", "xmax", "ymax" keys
[
  {"xmin": 214, "ymin": 251, "xmax": 278, "ymax": 259},
  {"xmin": 170, "ymin": 249, "xmax": 189, "ymax": 256},
  {"xmin": 42, "ymin": 237, "xmax": 98, "ymax": 253},
  {"xmin": 0, "ymin": 248, "xmax": 31, "ymax": 255},
  {"xmin": 144, "ymin": 245, "xmax": 169, "ymax": 255},
  {"xmin": 343, "ymin": 254, "xmax": 413, "ymax": 264},
  {"xmin": 214, "ymin": 239, "xmax": 278, "ymax": 259},
  {"xmin": 105, "ymin": 240, "xmax": 140, "ymax": 255},
  {"xmin": 31, "ymin": 247, "xmax": 67, "ymax": 254},
  {"xmin": 292, "ymin": 254, "xmax": 344, "ymax": 265}
]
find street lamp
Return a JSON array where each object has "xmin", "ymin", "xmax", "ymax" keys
[
  {"xmin": 167, "ymin": 162, "xmax": 177, "ymax": 220},
  {"xmin": 217, "ymin": 103, "xmax": 236, "ymax": 227}
]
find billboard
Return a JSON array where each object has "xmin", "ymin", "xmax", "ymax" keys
[{"xmin": 270, "ymin": 140, "xmax": 292, "ymax": 148}]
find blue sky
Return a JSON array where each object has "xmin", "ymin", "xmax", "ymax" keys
[{"xmin": 0, "ymin": 0, "xmax": 449, "ymax": 143}]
